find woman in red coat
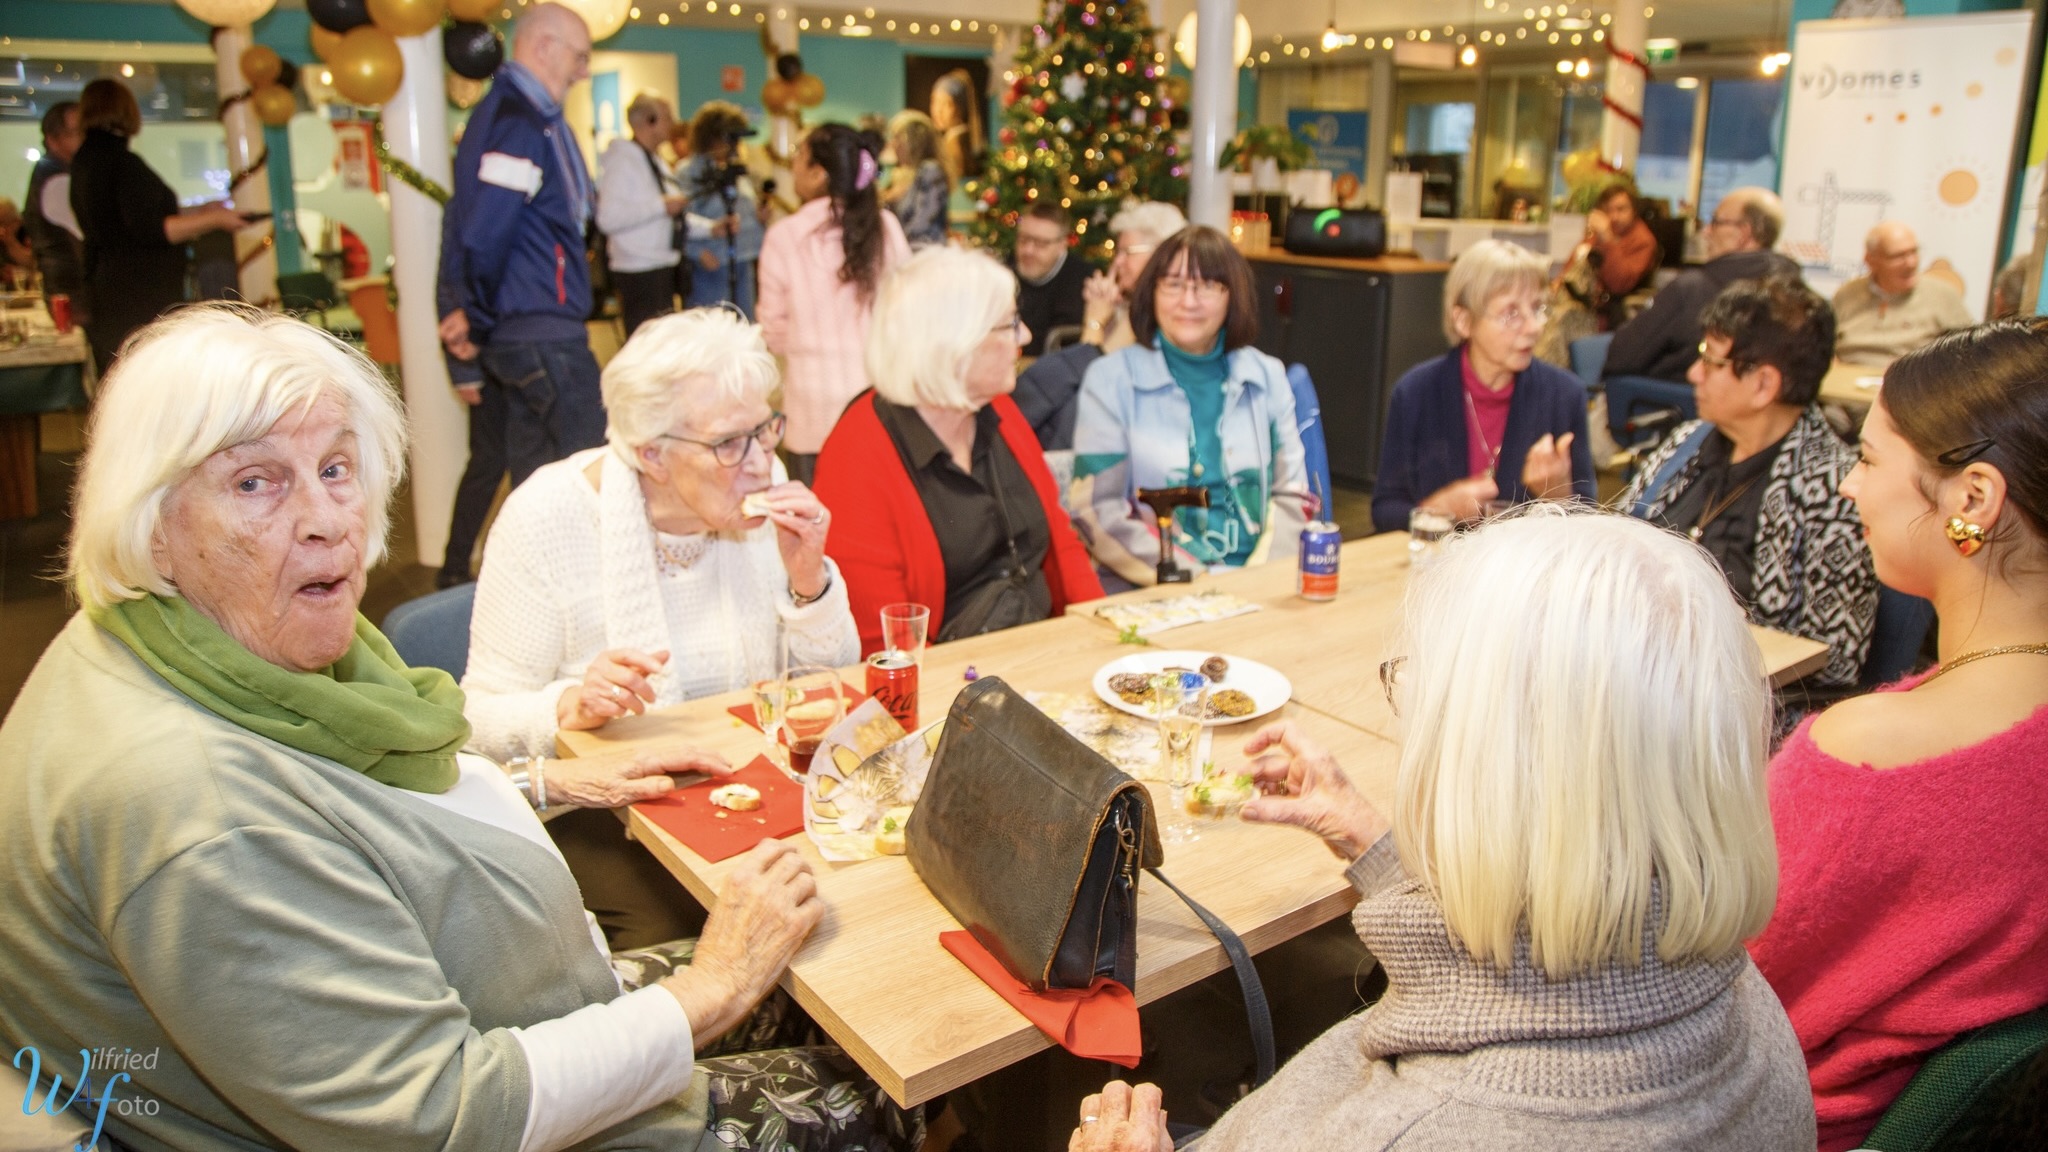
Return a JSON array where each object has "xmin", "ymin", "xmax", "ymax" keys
[{"xmin": 815, "ymin": 246, "xmax": 1102, "ymax": 654}]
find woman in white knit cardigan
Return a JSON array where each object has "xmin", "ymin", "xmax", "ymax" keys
[{"xmin": 462, "ymin": 309, "xmax": 860, "ymax": 944}]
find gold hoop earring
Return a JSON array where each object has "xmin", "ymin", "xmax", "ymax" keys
[{"xmin": 1946, "ymin": 516, "xmax": 1988, "ymax": 558}]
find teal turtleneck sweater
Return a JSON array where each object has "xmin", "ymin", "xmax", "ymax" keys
[{"xmin": 1159, "ymin": 332, "xmax": 1256, "ymax": 566}]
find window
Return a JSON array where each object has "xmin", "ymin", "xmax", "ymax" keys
[
  {"xmin": 1635, "ymin": 81, "xmax": 1699, "ymax": 214},
  {"xmin": 1698, "ymin": 77, "xmax": 1785, "ymax": 218}
]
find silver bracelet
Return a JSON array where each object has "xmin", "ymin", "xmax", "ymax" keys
[
  {"xmin": 506, "ymin": 755, "xmax": 550, "ymax": 812},
  {"xmin": 789, "ymin": 570, "xmax": 833, "ymax": 607}
]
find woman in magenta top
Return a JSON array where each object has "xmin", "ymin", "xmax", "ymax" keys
[{"xmin": 1747, "ymin": 319, "xmax": 2048, "ymax": 1151}]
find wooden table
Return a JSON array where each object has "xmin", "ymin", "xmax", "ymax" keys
[
  {"xmin": 555, "ymin": 530, "xmax": 1828, "ymax": 1108},
  {"xmin": 560, "ymin": 613, "xmax": 1399, "ymax": 1107},
  {"xmin": 0, "ymin": 304, "xmax": 90, "ymax": 521},
  {"xmin": 1067, "ymin": 533, "xmax": 1831, "ymax": 741},
  {"xmin": 1819, "ymin": 358, "xmax": 1885, "ymax": 414}
]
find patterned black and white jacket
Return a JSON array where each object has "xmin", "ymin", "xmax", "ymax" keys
[{"xmin": 1621, "ymin": 406, "xmax": 1877, "ymax": 688}]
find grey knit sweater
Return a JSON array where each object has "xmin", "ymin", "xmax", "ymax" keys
[{"xmin": 1200, "ymin": 838, "xmax": 1816, "ymax": 1151}]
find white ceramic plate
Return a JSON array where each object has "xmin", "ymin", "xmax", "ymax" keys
[{"xmin": 1091, "ymin": 650, "xmax": 1292, "ymax": 727}]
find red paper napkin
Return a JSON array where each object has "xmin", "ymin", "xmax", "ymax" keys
[
  {"xmin": 940, "ymin": 930, "xmax": 1141, "ymax": 1067},
  {"xmin": 725, "ymin": 682, "xmax": 869, "ymax": 734},
  {"xmin": 631, "ymin": 756, "xmax": 804, "ymax": 863}
]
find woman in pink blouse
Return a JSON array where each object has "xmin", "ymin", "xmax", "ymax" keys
[
  {"xmin": 756, "ymin": 123, "xmax": 910, "ymax": 483},
  {"xmin": 1748, "ymin": 319, "xmax": 2048, "ymax": 1151}
]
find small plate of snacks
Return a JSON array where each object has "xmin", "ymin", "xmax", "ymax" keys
[{"xmin": 1091, "ymin": 650, "xmax": 1291, "ymax": 727}]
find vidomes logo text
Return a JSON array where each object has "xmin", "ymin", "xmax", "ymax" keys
[{"xmin": 1798, "ymin": 64, "xmax": 1923, "ymax": 98}]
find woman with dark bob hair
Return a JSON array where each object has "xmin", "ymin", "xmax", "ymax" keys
[
  {"xmin": 69, "ymin": 77, "xmax": 247, "ymax": 368},
  {"xmin": 1070, "ymin": 225, "xmax": 1308, "ymax": 586},
  {"xmin": 1747, "ymin": 319, "xmax": 2048, "ymax": 1151}
]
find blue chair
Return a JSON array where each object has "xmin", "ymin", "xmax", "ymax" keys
[
  {"xmin": 1286, "ymin": 363, "xmax": 1335, "ymax": 517},
  {"xmin": 1605, "ymin": 375, "xmax": 1698, "ymax": 452},
  {"xmin": 382, "ymin": 582, "xmax": 477, "ymax": 680},
  {"xmin": 1861, "ymin": 584, "xmax": 1936, "ymax": 688},
  {"xmin": 1568, "ymin": 333, "xmax": 1612, "ymax": 390}
]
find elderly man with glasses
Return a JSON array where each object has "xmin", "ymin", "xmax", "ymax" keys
[
  {"xmin": 1604, "ymin": 186, "xmax": 1800, "ymax": 384},
  {"xmin": 462, "ymin": 309, "xmax": 857, "ymax": 948},
  {"xmin": 1833, "ymin": 220, "xmax": 1975, "ymax": 368}
]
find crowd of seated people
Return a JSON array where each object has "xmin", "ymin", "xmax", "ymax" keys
[{"xmin": 11, "ymin": 31, "xmax": 2048, "ymax": 1145}]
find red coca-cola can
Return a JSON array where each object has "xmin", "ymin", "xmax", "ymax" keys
[
  {"xmin": 48, "ymin": 294, "xmax": 72, "ymax": 334},
  {"xmin": 864, "ymin": 651, "xmax": 919, "ymax": 731}
]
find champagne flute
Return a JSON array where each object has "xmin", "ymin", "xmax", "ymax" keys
[{"xmin": 1151, "ymin": 670, "xmax": 1210, "ymax": 845}]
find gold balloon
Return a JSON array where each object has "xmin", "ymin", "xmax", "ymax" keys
[
  {"xmin": 311, "ymin": 24, "xmax": 344, "ymax": 63},
  {"xmin": 761, "ymin": 78, "xmax": 793, "ymax": 114},
  {"xmin": 329, "ymin": 25, "xmax": 404, "ymax": 106},
  {"xmin": 240, "ymin": 45, "xmax": 283, "ymax": 88},
  {"xmin": 447, "ymin": 72, "xmax": 486, "ymax": 109},
  {"xmin": 447, "ymin": 0, "xmax": 497, "ymax": 18},
  {"xmin": 794, "ymin": 73, "xmax": 824, "ymax": 108},
  {"xmin": 368, "ymin": 0, "xmax": 447, "ymax": 39},
  {"xmin": 252, "ymin": 83, "xmax": 297, "ymax": 127}
]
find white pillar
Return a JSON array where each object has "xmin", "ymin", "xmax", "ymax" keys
[
  {"xmin": 210, "ymin": 25, "xmax": 278, "ymax": 305},
  {"xmin": 765, "ymin": 5, "xmax": 800, "ymax": 221},
  {"xmin": 1186, "ymin": 0, "xmax": 1238, "ymax": 229},
  {"xmin": 1600, "ymin": 1, "xmax": 1649, "ymax": 173},
  {"xmin": 386, "ymin": 29, "xmax": 464, "ymax": 570}
]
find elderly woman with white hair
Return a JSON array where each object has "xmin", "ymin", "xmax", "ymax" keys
[
  {"xmin": 1070, "ymin": 509, "xmax": 1816, "ymax": 1152},
  {"xmin": 462, "ymin": 307, "xmax": 859, "ymax": 943},
  {"xmin": 0, "ymin": 305, "xmax": 919, "ymax": 1152},
  {"xmin": 813, "ymin": 244, "xmax": 1102, "ymax": 652},
  {"xmin": 1372, "ymin": 239, "xmax": 1595, "ymax": 533}
]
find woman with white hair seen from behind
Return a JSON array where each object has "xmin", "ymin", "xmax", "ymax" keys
[
  {"xmin": 1072, "ymin": 509, "xmax": 1815, "ymax": 1152},
  {"xmin": 1372, "ymin": 239, "xmax": 1595, "ymax": 533},
  {"xmin": 0, "ymin": 305, "xmax": 916, "ymax": 1152},
  {"xmin": 463, "ymin": 307, "xmax": 858, "ymax": 945},
  {"xmin": 813, "ymin": 245, "xmax": 1102, "ymax": 653}
]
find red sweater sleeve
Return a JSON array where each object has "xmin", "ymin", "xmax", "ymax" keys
[{"xmin": 1748, "ymin": 695, "xmax": 2048, "ymax": 1152}]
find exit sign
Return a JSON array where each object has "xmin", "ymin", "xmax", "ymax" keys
[{"xmin": 1645, "ymin": 38, "xmax": 1680, "ymax": 65}]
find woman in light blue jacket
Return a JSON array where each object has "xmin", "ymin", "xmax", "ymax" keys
[{"xmin": 1070, "ymin": 226, "xmax": 1309, "ymax": 587}]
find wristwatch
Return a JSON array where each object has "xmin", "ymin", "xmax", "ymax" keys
[{"xmin": 789, "ymin": 570, "xmax": 834, "ymax": 607}]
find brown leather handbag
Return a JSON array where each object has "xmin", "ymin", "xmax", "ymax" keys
[{"xmin": 907, "ymin": 676, "xmax": 1162, "ymax": 992}]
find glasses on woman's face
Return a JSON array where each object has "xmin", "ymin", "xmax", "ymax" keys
[
  {"xmin": 1158, "ymin": 275, "xmax": 1229, "ymax": 304},
  {"xmin": 1379, "ymin": 656, "xmax": 1406, "ymax": 715},
  {"xmin": 658, "ymin": 412, "xmax": 786, "ymax": 468},
  {"xmin": 1481, "ymin": 300, "xmax": 1550, "ymax": 330},
  {"xmin": 1694, "ymin": 342, "xmax": 1742, "ymax": 374},
  {"xmin": 989, "ymin": 314, "xmax": 1025, "ymax": 342}
]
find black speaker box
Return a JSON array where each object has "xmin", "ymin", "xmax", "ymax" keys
[{"xmin": 1283, "ymin": 207, "xmax": 1388, "ymax": 258}]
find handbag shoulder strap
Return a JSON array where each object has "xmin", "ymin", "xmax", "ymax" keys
[
  {"xmin": 1628, "ymin": 422, "xmax": 1714, "ymax": 520},
  {"xmin": 1146, "ymin": 866, "xmax": 1275, "ymax": 1086}
]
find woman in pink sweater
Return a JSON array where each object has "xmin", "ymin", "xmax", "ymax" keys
[
  {"xmin": 1748, "ymin": 319, "xmax": 2048, "ymax": 1151},
  {"xmin": 757, "ymin": 123, "xmax": 910, "ymax": 483}
]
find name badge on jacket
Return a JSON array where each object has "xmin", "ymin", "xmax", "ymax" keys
[{"xmin": 478, "ymin": 152, "xmax": 543, "ymax": 199}]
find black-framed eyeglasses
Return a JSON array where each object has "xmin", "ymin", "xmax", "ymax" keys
[
  {"xmin": 1937, "ymin": 437, "xmax": 1997, "ymax": 467},
  {"xmin": 1379, "ymin": 656, "xmax": 1406, "ymax": 715},
  {"xmin": 657, "ymin": 412, "xmax": 785, "ymax": 468}
]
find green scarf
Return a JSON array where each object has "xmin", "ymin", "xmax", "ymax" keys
[{"xmin": 93, "ymin": 594, "xmax": 469, "ymax": 793}]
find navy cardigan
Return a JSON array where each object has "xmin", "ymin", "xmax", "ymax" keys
[{"xmin": 1371, "ymin": 348, "xmax": 1596, "ymax": 534}]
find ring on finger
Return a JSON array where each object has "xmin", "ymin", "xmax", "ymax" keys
[
  {"xmin": 1080, "ymin": 1116, "xmax": 1099, "ymax": 1125},
  {"xmin": 811, "ymin": 510, "xmax": 824, "ymax": 523},
  {"xmin": 609, "ymin": 684, "xmax": 625, "ymax": 701}
]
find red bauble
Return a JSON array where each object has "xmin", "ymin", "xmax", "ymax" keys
[
  {"xmin": 1000, "ymin": 127, "xmax": 1017, "ymax": 145},
  {"xmin": 982, "ymin": 188, "xmax": 999, "ymax": 205},
  {"xmin": 1032, "ymin": 98, "xmax": 1048, "ymax": 115}
]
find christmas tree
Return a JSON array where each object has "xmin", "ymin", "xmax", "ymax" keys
[{"xmin": 967, "ymin": 0, "xmax": 1189, "ymax": 263}]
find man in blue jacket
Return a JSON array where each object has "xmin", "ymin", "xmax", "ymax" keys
[{"xmin": 436, "ymin": 2, "xmax": 601, "ymax": 587}]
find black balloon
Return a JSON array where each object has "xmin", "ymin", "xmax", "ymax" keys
[
  {"xmin": 275, "ymin": 58, "xmax": 300, "ymax": 90},
  {"xmin": 307, "ymin": 0, "xmax": 372, "ymax": 34},
  {"xmin": 444, "ymin": 21, "xmax": 504, "ymax": 82},
  {"xmin": 775, "ymin": 53, "xmax": 803, "ymax": 82}
]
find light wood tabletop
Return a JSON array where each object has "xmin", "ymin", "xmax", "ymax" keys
[
  {"xmin": 555, "ymin": 527, "xmax": 1831, "ymax": 1106},
  {"xmin": 1067, "ymin": 532, "xmax": 1832, "ymax": 739},
  {"xmin": 1819, "ymin": 358, "xmax": 1885, "ymax": 413},
  {"xmin": 559, "ymin": 610, "xmax": 1399, "ymax": 1108}
]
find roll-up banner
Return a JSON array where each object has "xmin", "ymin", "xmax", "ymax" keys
[{"xmin": 1779, "ymin": 10, "xmax": 2034, "ymax": 319}]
